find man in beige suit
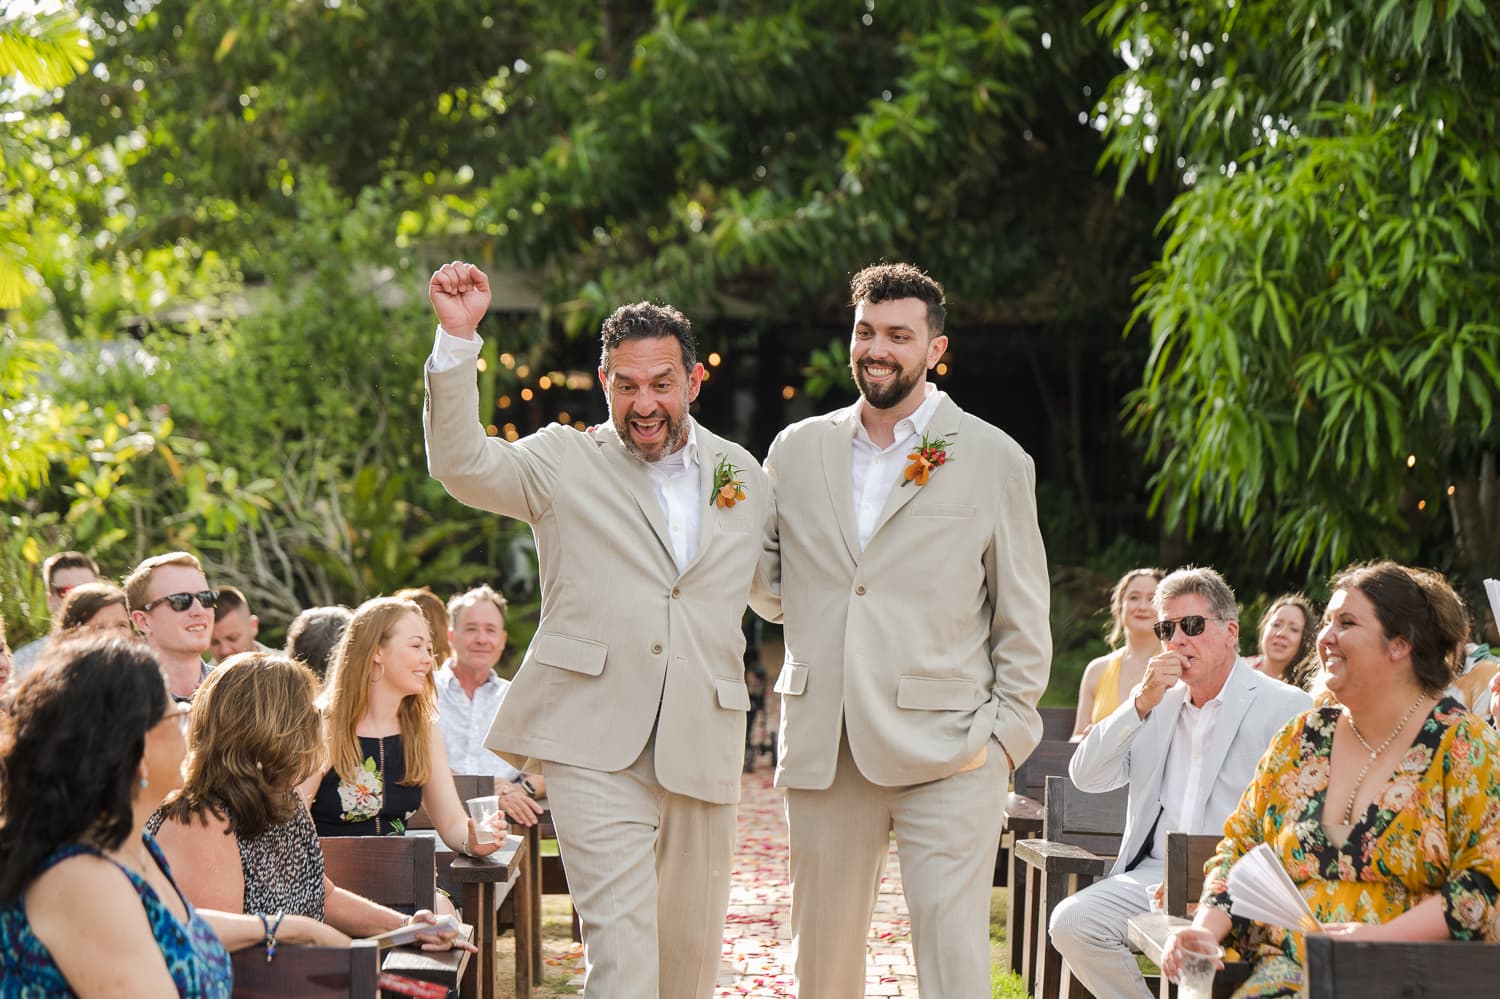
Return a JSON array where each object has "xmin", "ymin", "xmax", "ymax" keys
[
  {"xmin": 751, "ymin": 263, "xmax": 1051, "ymax": 998},
  {"xmin": 424, "ymin": 261, "xmax": 768, "ymax": 999}
]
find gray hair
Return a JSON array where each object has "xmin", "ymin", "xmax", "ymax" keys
[
  {"xmin": 1154, "ymin": 566, "xmax": 1239, "ymax": 622},
  {"xmin": 446, "ymin": 585, "xmax": 508, "ymax": 630}
]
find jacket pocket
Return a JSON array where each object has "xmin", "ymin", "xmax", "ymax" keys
[
  {"xmin": 774, "ymin": 661, "xmax": 809, "ymax": 696},
  {"xmin": 910, "ymin": 503, "xmax": 976, "ymax": 518},
  {"xmin": 896, "ymin": 675, "xmax": 975, "ymax": 710},
  {"xmin": 714, "ymin": 677, "xmax": 752, "ymax": 711},
  {"xmin": 533, "ymin": 633, "xmax": 608, "ymax": 676}
]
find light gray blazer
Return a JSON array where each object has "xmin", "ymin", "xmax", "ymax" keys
[
  {"xmin": 1069, "ymin": 658, "xmax": 1313, "ymax": 876},
  {"xmin": 424, "ymin": 361, "xmax": 768, "ymax": 805}
]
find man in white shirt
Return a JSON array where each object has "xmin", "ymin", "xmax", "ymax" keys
[
  {"xmin": 1050, "ymin": 566, "xmax": 1312, "ymax": 999},
  {"xmin": 432, "ymin": 585, "xmax": 544, "ymax": 821},
  {"xmin": 750, "ymin": 263, "xmax": 1052, "ymax": 998}
]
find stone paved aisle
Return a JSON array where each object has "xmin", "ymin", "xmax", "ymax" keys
[{"xmin": 556, "ymin": 766, "xmax": 921, "ymax": 997}]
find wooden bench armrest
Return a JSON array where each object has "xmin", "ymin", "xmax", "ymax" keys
[
  {"xmin": 1005, "ymin": 793, "xmax": 1044, "ymax": 822},
  {"xmin": 381, "ymin": 922, "xmax": 474, "ymax": 989},
  {"xmin": 1012, "ymin": 838, "xmax": 1111, "ymax": 877},
  {"xmin": 1126, "ymin": 911, "xmax": 1190, "ymax": 966}
]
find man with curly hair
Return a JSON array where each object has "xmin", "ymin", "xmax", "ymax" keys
[
  {"xmin": 422, "ymin": 261, "xmax": 767, "ymax": 999},
  {"xmin": 751, "ymin": 262, "xmax": 1052, "ymax": 997}
]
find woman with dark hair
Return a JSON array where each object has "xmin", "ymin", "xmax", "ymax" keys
[
  {"xmin": 1071, "ymin": 568, "xmax": 1165, "ymax": 739},
  {"xmin": 1163, "ymin": 562, "xmax": 1500, "ymax": 997},
  {"xmin": 150, "ymin": 652, "xmax": 463, "ymax": 948},
  {"xmin": 0, "ymin": 637, "xmax": 343, "ymax": 995},
  {"xmin": 52, "ymin": 581, "xmax": 134, "ymax": 640},
  {"xmin": 284, "ymin": 605, "xmax": 353, "ymax": 682},
  {"xmin": 1246, "ymin": 593, "xmax": 1319, "ymax": 689}
]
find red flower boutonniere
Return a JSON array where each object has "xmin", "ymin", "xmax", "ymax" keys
[
  {"xmin": 710, "ymin": 455, "xmax": 747, "ymax": 508},
  {"xmin": 902, "ymin": 432, "xmax": 953, "ymax": 487}
]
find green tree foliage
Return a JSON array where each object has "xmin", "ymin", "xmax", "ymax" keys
[{"xmin": 1094, "ymin": 0, "xmax": 1500, "ymax": 588}]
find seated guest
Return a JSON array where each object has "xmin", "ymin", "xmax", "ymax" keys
[
  {"xmin": 125, "ymin": 551, "xmax": 217, "ymax": 701},
  {"xmin": 1049, "ymin": 567, "xmax": 1312, "ymax": 999},
  {"xmin": 52, "ymin": 581, "xmax": 134, "ymax": 640},
  {"xmin": 396, "ymin": 586, "xmax": 454, "ymax": 671},
  {"xmin": 435, "ymin": 586, "xmax": 545, "ymax": 825},
  {"xmin": 150, "ymin": 653, "xmax": 464, "ymax": 948},
  {"xmin": 11, "ymin": 550, "xmax": 99, "ymax": 680},
  {"xmin": 1245, "ymin": 593, "xmax": 1318, "ymax": 689},
  {"xmin": 0, "ymin": 637, "xmax": 343, "ymax": 995},
  {"xmin": 285, "ymin": 605, "xmax": 353, "ymax": 682},
  {"xmin": 302, "ymin": 597, "xmax": 506, "ymax": 858},
  {"xmin": 1072, "ymin": 568, "xmax": 1165, "ymax": 739},
  {"xmin": 209, "ymin": 586, "xmax": 273, "ymax": 663},
  {"xmin": 1164, "ymin": 561, "xmax": 1500, "ymax": 996}
]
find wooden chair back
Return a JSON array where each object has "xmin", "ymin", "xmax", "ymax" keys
[
  {"xmin": 320, "ymin": 835, "xmax": 436, "ymax": 912},
  {"xmin": 231, "ymin": 940, "xmax": 380, "ymax": 998},
  {"xmin": 1303, "ymin": 936, "xmax": 1500, "ymax": 998},
  {"xmin": 1163, "ymin": 832, "xmax": 1222, "ymax": 916},
  {"xmin": 1041, "ymin": 774, "xmax": 1128, "ymax": 858},
  {"xmin": 1012, "ymin": 740, "xmax": 1075, "ymax": 801},
  {"xmin": 406, "ymin": 773, "xmax": 492, "ymax": 829},
  {"xmin": 1039, "ymin": 706, "xmax": 1075, "ymax": 742}
]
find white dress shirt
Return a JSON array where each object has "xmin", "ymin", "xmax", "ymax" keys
[
  {"xmin": 849, "ymin": 384, "xmax": 944, "ymax": 551},
  {"xmin": 434, "ymin": 661, "xmax": 523, "ymax": 780},
  {"xmin": 429, "ymin": 326, "xmax": 702, "ymax": 568},
  {"xmin": 1150, "ymin": 688, "xmax": 1225, "ymax": 860}
]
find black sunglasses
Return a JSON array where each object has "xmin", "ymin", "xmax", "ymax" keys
[
  {"xmin": 1152, "ymin": 615, "xmax": 1225, "ymax": 642},
  {"xmin": 141, "ymin": 590, "xmax": 220, "ymax": 613}
]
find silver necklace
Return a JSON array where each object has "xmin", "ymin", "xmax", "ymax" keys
[{"xmin": 1341, "ymin": 693, "xmax": 1427, "ymax": 824}]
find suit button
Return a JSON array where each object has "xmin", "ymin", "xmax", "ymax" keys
[
  {"xmin": 671, "ymin": 587, "xmax": 681, "ymax": 598},
  {"xmin": 651, "ymin": 643, "xmax": 663, "ymax": 654},
  {"xmin": 855, "ymin": 584, "xmax": 866, "ymax": 595}
]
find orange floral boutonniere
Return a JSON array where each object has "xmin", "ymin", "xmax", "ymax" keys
[
  {"xmin": 902, "ymin": 431, "xmax": 953, "ymax": 487},
  {"xmin": 710, "ymin": 455, "xmax": 747, "ymax": 508}
]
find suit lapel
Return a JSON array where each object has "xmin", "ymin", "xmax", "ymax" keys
[
  {"xmin": 594, "ymin": 425, "xmax": 675, "ymax": 561},
  {"xmin": 868, "ymin": 395, "xmax": 963, "ymax": 541},
  {"xmin": 821, "ymin": 408, "xmax": 862, "ymax": 562},
  {"xmin": 1197, "ymin": 659, "xmax": 1256, "ymax": 787},
  {"xmin": 1133, "ymin": 684, "xmax": 1188, "ymax": 823},
  {"xmin": 681, "ymin": 423, "xmax": 721, "ymax": 576}
]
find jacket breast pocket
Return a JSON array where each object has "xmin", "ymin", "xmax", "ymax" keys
[
  {"xmin": 910, "ymin": 503, "xmax": 976, "ymax": 519},
  {"xmin": 533, "ymin": 633, "xmax": 608, "ymax": 676},
  {"xmin": 775, "ymin": 662, "xmax": 809, "ymax": 696},
  {"xmin": 896, "ymin": 675, "xmax": 976, "ymax": 711}
]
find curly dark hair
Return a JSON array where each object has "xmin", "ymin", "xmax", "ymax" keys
[
  {"xmin": 598, "ymin": 301, "xmax": 696, "ymax": 376},
  {"xmin": 849, "ymin": 262, "xmax": 947, "ymax": 335},
  {"xmin": 1257, "ymin": 593, "xmax": 1320, "ymax": 691},
  {"xmin": 1329, "ymin": 561, "xmax": 1468, "ymax": 693},
  {"xmin": 0, "ymin": 637, "xmax": 167, "ymax": 902}
]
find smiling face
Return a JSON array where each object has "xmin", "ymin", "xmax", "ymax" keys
[
  {"xmin": 374, "ymin": 610, "xmax": 435, "ymax": 699},
  {"xmin": 599, "ymin": 336, "xmax": 703, "ymax": 463},
  {"xmin": 1317, "ymin": 587, "xmax": 1401, "ymax": 701},
  {"xmin": 132, "ymin": 564, "xmax": 213, "ymax": 658},
  {"xmin": 1120, "ymin": 575, "xmax": 1160, "ymax": 637},
  {"xmin": 1260, "ymin": 604, "xmax": 1307, "ymax": 669},
  {"xmin": 849, "ymin": 297, "xmax": 947, "ymax": 411},
  {"xmin": 1158, "ymin": 592, "xmax": 1240, "ymax": 699},
  {"xmin": 450, "ymin": 600, "xmax": 506, "ymax": 674}
]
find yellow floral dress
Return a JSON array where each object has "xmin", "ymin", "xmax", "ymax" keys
[{"xmin": 1200, "ymin": 699, "xmax": 1500, "ymax": 997}]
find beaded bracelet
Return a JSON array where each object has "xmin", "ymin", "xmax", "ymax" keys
[
  {"xmin": 266, "ymin": 910, "xmax": 286, "ymax": 963},
  {"xmin": 256, "ymin": 913, "xmax": 271, "ymax": 962}
]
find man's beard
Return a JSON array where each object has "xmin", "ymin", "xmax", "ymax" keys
[
  {"xmin": 852, "ymin": 358, "xmax": 922, "ymax": 410},
  {"xmin": 613, "ymin": 406, "xmax": 690, "ymax": 463}
]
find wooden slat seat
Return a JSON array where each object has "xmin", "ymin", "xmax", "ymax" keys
[{"xmin": 231, "ymin": 940, "xmax": 380, "ymax": 998}]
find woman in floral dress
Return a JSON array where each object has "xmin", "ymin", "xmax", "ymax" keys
[
  {"xmin": 302, "ymin": 597, "xmax": 503, "ymax": 864},
  {"xmin": 1162, "ymin": 561, "xmax": 1500, "ymax": 997}
]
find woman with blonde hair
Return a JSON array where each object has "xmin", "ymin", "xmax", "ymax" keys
[
  {"xmin": 150, "ymin": 653, "xmax": 462, "ymax": 947},
  {"xmin": 302, "ymin": 597, "xmax": 502, "ymax": 859},
  {"xmin": 52, "ymin": 581, "xmax": 134, "ymax": 640},
  {"xmin": 1071, "ymin": 568, "xmax": 1166, "ymax": 739}
]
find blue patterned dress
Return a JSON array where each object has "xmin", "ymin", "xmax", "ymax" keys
[{"xmin": 0, "ymin": 834, "xmax": 232, "ymax": 997}]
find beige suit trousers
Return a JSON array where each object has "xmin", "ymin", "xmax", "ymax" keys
[
  {"xmin": 786, "ymin": 731, "xmax": 1008, "ymax": 999},
  {"xmin": 540, "ymin": 733, "xmax": 737, "ymax": 999}
]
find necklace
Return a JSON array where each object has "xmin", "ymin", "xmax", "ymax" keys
[{"xmin": 1341, "ymin": 693, "xmax": 1428, "ymax": 824}]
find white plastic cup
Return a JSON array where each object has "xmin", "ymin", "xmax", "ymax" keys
[
  {"xmin": 1176, "ymin": 937, "xmax": 1223, "ymax": 999},
  {"xmin": 1145, "ymin": 882, "xmax": 1164, "ymax": 913},
  {"xmin": 466, "ymin": 795, "xmax": 501, "ymax": 844}
]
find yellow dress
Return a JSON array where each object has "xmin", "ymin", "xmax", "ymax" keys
[
  {"xmin": 1090, "ymin": 651, "xmax": 1123, "ymax": 724},
  {"xmin": 1200, "ymin": 700, "xmax": 1500, "ymax": 997}
]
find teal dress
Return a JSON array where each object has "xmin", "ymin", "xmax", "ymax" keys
[{"xmin": 0, "ymin": 834, "xmax": 232, "ymax": 997}]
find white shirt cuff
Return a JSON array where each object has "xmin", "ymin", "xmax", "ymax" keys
[{"xmin": 427, "ymin": 324, "xmax": 485, "ymax": 373}]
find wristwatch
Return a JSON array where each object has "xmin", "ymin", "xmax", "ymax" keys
[{"xmin": 519, "ymin": 775, "xmax": 539, "ymax": 797}]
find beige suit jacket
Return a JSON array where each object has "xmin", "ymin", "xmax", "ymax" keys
[
  {"xmin": 751, "ymin": 394, "xmax": 1051, "ymax": 789},
  {"xmin": 424, "ymin": 362, "xmax": 767, "ymax": 804}
]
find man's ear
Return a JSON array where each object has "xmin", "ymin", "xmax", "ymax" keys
[
  {"xmin": 686, "ymin": 362, "xmax": 704, "ymax": 403},
  {"xmin": 248, "ymin": 614, "xmax": 260, "ymax": 638}
]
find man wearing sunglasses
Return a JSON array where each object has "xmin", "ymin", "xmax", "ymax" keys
[
  {"xmin": 11, "ymin": 550, "xmax": 100, "ymax": 681},
  {"xmin": 1050, "ymin": 566, "xmax": 1311, "ymax": 999},
  {"xmin": 125, "ymin": 551, "xmax": 218, "ymax": 702}
]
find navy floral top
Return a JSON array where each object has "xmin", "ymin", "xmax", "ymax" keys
[
  {"xmin": 0, "ymin": 834, "xmax": 231, "ymax": 997},
  {"xmin": 310, "ymin": 733, "xmax": 423, "ymax": 837}
]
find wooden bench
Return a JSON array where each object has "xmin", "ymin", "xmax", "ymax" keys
[
  {"xmin": 1010, "ymin": 775, "xmax": 1129, "ymax": 999},
  {"xmin": 451, "ymin": 833, "xmax": 532, "ymax": 999},
  {"xmin": 1040, "ymin": 706, "xmax": 1077, "ymax": 742},
  {"xmin": 1125, "ymin": 833, "xmax": 1250, "ymax": 998},
  {"xmin": 1303, "ymin": 935, "xmax": 1500, "ymax": 997},
  {"xmin": 996, "ymin": 739, "xmax": 1074, "ymax": 889},
  {"xmin": 231, "ymin": 940, "xmax": 380, "ymax": 998}
]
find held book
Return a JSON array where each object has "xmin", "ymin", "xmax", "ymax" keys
[
  {"xmin": 1226, "ymin": 843, "xmax": 1322, "ymax": 936},
  {"xmin": 363, "ymin": 913, "xmax": 466, "ymax": 949}
]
